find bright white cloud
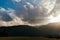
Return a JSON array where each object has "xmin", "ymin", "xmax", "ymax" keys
[
  {"xmin": 41, "ymin": 0, "xmax": 56, "ymax": 14},
  {"xmin": 0, "ymin": 7, "xmax": 6, "ymax": 12},
  {"xmin": 13, "ymin": 0, "xmax": 21, "ymax": 2}
]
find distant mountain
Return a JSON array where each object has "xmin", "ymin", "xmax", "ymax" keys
[{"xmin": 0, "ymin": 24, "xmax": 60, "ymax": 38}]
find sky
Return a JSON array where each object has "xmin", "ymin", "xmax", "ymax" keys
[{"xmin": 0, "ymin": 0, "xmax": 60, "ymax": 26}]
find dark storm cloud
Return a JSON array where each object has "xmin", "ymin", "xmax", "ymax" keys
[
  {"xmin": 15, "ymin": 3, "xmax": 48, "ymax": 24},
  {"xmin": 14, "ymin": 0, "xmax": 56, "ymax": 26}
]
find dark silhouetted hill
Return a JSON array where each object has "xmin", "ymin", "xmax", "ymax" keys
[{"xmin": 0, "ymin": 25, "xmax": 60, "ymax": 38}]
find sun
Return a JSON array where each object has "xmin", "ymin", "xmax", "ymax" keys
[{"xmin": 49, "ymin": 14, "xmax": 60, "ymax": 23}]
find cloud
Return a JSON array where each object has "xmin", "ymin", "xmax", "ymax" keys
[
  {"xmin": 0, "ymin": 0, "xmax": 58, "ymax": 26},
  {"xmin": 0, "ymin": 7, "xmax": 13, "ymax": 21},
  {"xmin": 14, "ymin": 0, "xmax": 56, "ymax": 26},
  {"xmin": 0, "ymin": 7, "xmax": 5, "ymax": 12},
  {"xmin": 48, "ymin": 0, "xmax": 60, "ymax": 23},
  {"xmin": 12, "ymin": 0, "xmax": 21, "ymax": 2}
]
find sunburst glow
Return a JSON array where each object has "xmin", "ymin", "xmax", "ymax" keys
[{"xmin": 49, "ymin": 14, "xmax": 60, "ymax": 23}]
